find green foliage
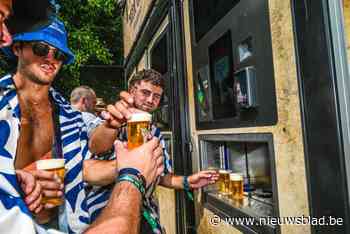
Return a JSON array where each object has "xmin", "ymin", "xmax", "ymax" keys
[
  {"xmin": 55, "ymin": 0, "xmax": 123, "ymax": 96},
  {"xmin": 0, "ymin": 0, "xmax": 123, "ymax": 97}
]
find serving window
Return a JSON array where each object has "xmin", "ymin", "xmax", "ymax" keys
[{"xmin": 199, "ymin": 133, "xmax": 279, "ymax": 234}]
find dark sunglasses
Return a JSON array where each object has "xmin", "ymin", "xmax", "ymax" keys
[{"xmin": 30, "ymin": 42, "xmax": 67, "ymax": 62}]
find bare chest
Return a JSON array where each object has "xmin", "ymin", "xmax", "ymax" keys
[{"xmin": 15, "ymin": 102, "xmax": 55, "ymax": 169}]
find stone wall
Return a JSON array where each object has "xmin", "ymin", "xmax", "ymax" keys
[{"xmin": 182, "ymin": 0, "xmax": 310, "ymax": 233}]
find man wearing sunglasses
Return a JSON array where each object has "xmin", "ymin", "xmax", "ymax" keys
[
  {"xmin": 0, "ymin": 16, "xmax": 87, "ymax": 233},
  {"xmin": 0, "ymin": 15, "xmax": 166, "ymax": 234}
]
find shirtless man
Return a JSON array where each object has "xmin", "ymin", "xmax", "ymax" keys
[
  {"xmin": 0, "ymin": 0, "xmax": 47, "ymax": 216},
  {"xmin": 0, "ymin": 2, "xmax": 165, "ymax": 233}
]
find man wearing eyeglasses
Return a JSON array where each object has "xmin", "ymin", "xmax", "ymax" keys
[{"xmin": 88, "ymin": 69, "xmax": 219, "ymax": 233}]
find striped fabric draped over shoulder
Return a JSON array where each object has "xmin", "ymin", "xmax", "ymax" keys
[{"xmin": 0, "ymin": 74, "xmax": 92, "ymax": 233}]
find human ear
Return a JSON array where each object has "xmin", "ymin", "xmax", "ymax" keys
[
  {"xmin": 129, "ymin": 86, "xmax": 136, "ymax": 95},
  {"xmin": 12, "ymin": 42, "xmax": 22, "ymax": 56},
  {"xmin": 81, "ymin": 97, "xmax": 87, "ymax": 105}
]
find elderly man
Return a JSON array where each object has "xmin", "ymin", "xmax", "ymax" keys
[
  {"xmin": 70, "ymin": 85, "xmax": 97, "ymax": 113},
  {"xmin": 70, "ymin": 86, "xmax": 105, "ymax": 141},
  {"xmin": 70, "ymin": 86, "xmax": 103, "ymax": 138}
]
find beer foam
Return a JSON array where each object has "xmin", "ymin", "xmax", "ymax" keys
[
  {"xmin": 219, "ymin": 169, "xmax": 232, "ymax": 174},
  {"xmin": 230, "ymin": 173, "xmax": 243, "ymax": 181},
  {"xmin": 37, "ymin": 158, "xmax": 65, "ymax": 170},
  {"xmin": 128, "ymin": 112, "xmax": 152, "ymax": 122}
]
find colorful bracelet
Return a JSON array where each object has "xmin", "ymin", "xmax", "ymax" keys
[
  {"xmin": 183, "ymin": 176, "xmax": 190, "ymax": 190},
  {"xmin": 117, "ymin": 174, "xmax": 145, "ymax": 196},
  {"xmin": 143, "ymin": 210, "xmax": 159, "ymax": 231},
  {"xmin": 183, "ymin": 176, "xmax": 194, "ymax": 201},
  {"xmin": 118, "ymin": 167, "xmax": 147, "ymax": 189}
]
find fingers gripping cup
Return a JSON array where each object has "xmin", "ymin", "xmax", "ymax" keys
[
  {"xmin": 127, "ymin": 112, "xmax": 152, "ymax": 149},
  {"xmin": 36, "ymin": 158, "xmax": 65, "ymax": 206}
]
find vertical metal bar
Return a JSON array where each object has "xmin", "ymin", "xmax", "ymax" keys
[
  {"xmin": 327, "ymin": 0, "xmax": 350, "ymax": 222},
  {"xmin": 169, "ymin": 0, "xmax": 194, "ymax": 233}
]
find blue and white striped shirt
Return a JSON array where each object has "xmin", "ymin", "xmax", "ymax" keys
[{"xmin": 0, "ymin": 74, "xmax": 92, "ymax": 233}]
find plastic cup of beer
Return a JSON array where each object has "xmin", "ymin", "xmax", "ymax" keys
[
  {"xmin": 229, "ymin": 173, "xmax": 244, "ymax": 200},
  {"xmin": 127, "ymin": 112, "xmax": 152, "ymax": 149},
  {"xmin": 218, "ymin": 169, "xmax": 232, "ymax": 195},
  {"xmin": 36, "ymin": 158, "xmax": 65, "ymax": 206},
  {"xmin": 207, "ymin": 167, "xmax": 219, "ymax": 191}
]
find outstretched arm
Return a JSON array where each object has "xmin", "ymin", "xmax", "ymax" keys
[
  {"xmin": 159, "ymin": 170, "xmax": 219, "ymax": 189},
  {"xmin": 159, "ymin": 173, "xmax": 185, "ymax": 189}
]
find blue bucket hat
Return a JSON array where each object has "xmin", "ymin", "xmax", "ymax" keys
[{"xmin": 2, "ymin": 17, "xmax": 75, "ymax": 65}]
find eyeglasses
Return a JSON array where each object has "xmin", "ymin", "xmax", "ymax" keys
[
  {"xmin": 29, "ymin": 42, "xmax": 67, "ymax": 62},
  {"xmin": 137, "ymin": 88, "xmax": 162, "ymax": 102}
]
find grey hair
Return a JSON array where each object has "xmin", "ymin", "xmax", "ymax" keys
[{"xmin": 70, "ymin": 85, "xmax": 96, "ymax": 104}]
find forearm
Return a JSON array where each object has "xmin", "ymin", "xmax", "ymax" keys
[
  {"xmin": 83, "ymin": 160, "xmax": 117, "ymax": 186},
  {"xmin": 85, "ymin": 182, "xmax": 142, "ymax": 234},
  {"xmin": 89, "ymin": 122, "xmax": 118, "ymax": 154},
  {"xmin": 159, "ymin": 173, "xmax": 184, "ymax": 189}
]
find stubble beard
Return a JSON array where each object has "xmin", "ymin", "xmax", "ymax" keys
[{"xmin": 19, "ymin": 60, "xmax": 56, "ymax": 86}]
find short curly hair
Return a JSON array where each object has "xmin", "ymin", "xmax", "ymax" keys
[{"xmin": 128, "ymin": 69, "xmax": 165, "ymax": 90}]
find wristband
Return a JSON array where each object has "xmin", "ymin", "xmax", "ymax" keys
[
  {"xmin": 183, "ymin": 176, "xmax": 190, "ymax": 190},
  {"xmin": 183, "ymin": 176, "xmax": 194, "ymax": 201},
  {"xmin": 117, "ymin": 174, "xmax": 145, "ymax": 196},
  {"xmin": 143, "ymin": 210, "xmax": 159, "ymax": 231},
  {"xmin": 119, "ymin": 167, "xmax": 147, "ymax": 189}
]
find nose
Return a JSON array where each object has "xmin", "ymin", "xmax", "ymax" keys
[
  {"xmin": 146, "ymin": 94, "xmax": 154, "ymax": 104},
  {"xmin": 45, "ymin": 49, "xmax": 56, "ymax": 60},
  {"xmin": 0, "ymin": 22, "xmax": 12, "ymax": 47}
]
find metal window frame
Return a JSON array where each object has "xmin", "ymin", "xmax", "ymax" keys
[{"xmin": 327, "ymin": 0, "xmax": 350, "ymax": 207}]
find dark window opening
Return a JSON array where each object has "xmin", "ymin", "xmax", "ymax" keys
[
  {"xmin": 151, "ymin": 33, "xmax": 168, "ymax": 75},
  {"xmin": 208, "ymin": 31, "xmax": 236, "ymax": 119},
  {"xmin": 193, "ymin": 0, "xmax": 240, "ymax": 42},
  {"xmin": 150, "ymin": 31, "xmax": 171, "ymax": 131}
]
